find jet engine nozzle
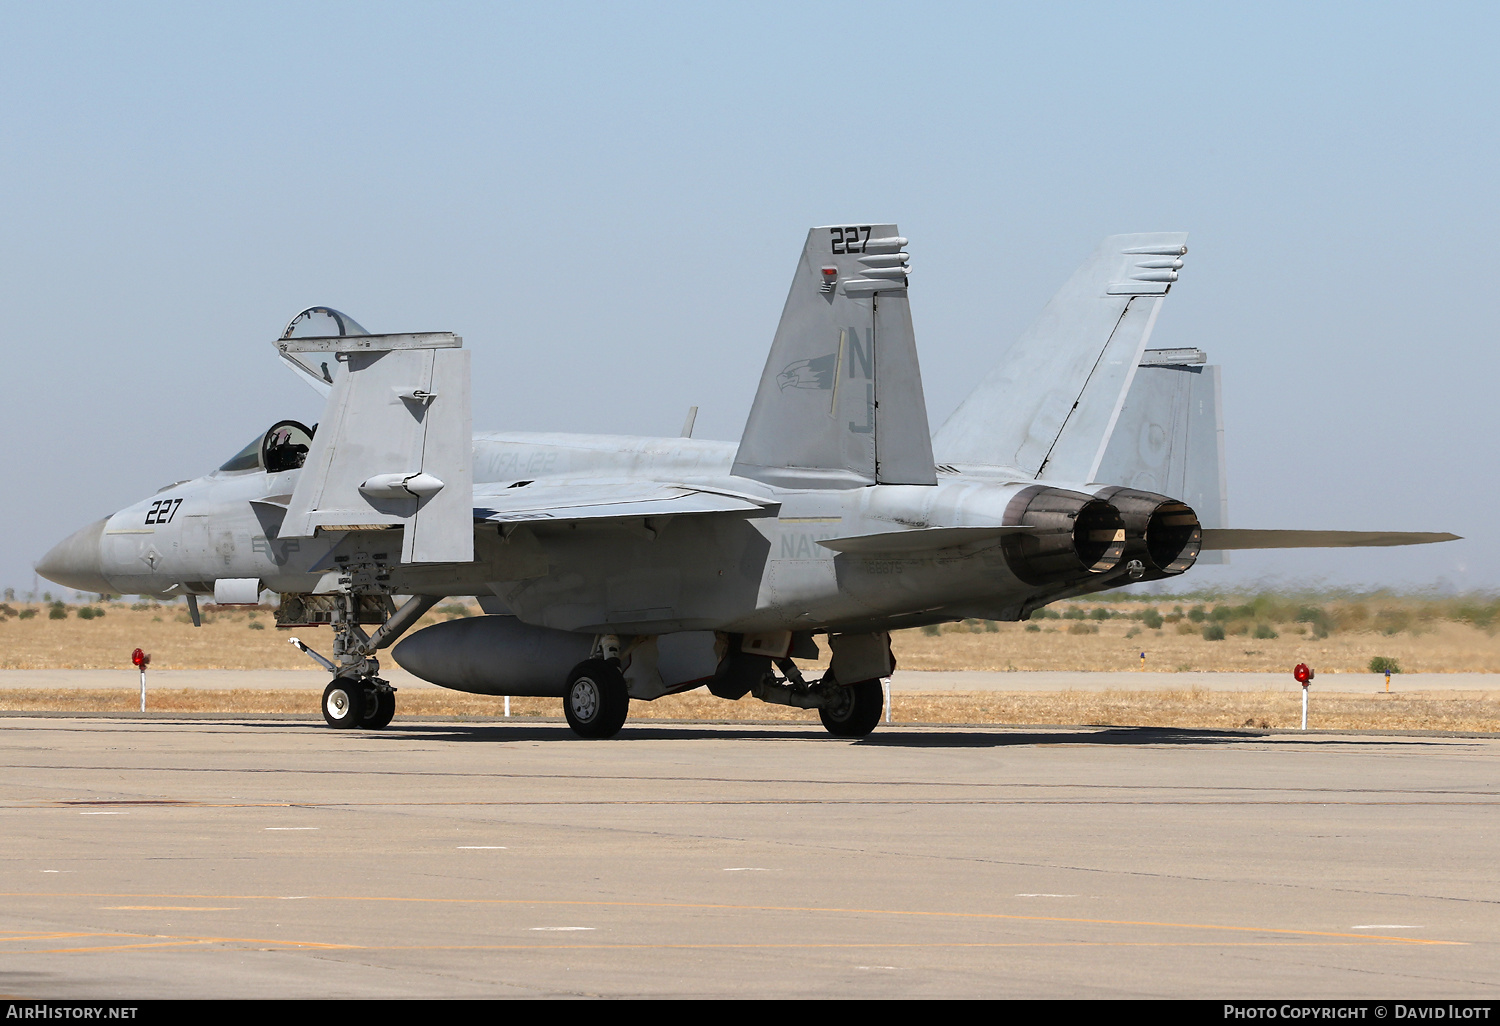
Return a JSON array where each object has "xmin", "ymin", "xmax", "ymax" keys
[
  {"xmin": 1000, "ymin": 487, "xmax": 1126, "ymax": 586},
  {"xmin": 1093, "ymin": 487, "xmax": 1202, "ymax": 579}
]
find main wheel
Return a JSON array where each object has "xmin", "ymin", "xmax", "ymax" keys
[
  {"xmin": 562, "ymin": 659, "xmax": 630, "ymax": 739},
  {"xmin": 819, "ymin": 678, "xmax": 885, "ymax": 738},
  {"xmin": 323, "ymin": 677, "xmax": 371, "ymax": 729},
  {"xmin": 362, "ymin": 684, "xmax": 396, "ymax": 729}
]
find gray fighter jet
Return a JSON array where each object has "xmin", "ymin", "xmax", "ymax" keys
[{"xmin": 36, "ymin": 226, "xmax": 1457, "ymax": 738}]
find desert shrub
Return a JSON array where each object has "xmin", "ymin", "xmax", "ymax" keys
[
  {"xmin": 1175, "ymin": 622, "xmax": 1197, "ymax": 636},
  {"xmin": 1202, "ymin": 623, "xmax": 1226, "ymax": 641},
  {"xmin": 921, "ymin": 624, "xmax": 942, "ymax": 636},
  {"xmin": 1253, "ymin": 623, "xmax": 1279, "ymax": 639},
  {"xmin": 1188, "ymin": 606, "xmax": 1206, "ymax": 623},
  {"xmin": 1374, "ymin": 609, "xmax": 1410, "ymax": 635},
  {"xmin": 1452, "ymin": 599, "xmax": 1500, "ymax": 630},
  {"xmin": 1296, "ymin": 605, "xmax": 1331, "ymax": 638},
  {"xmin": 1089, "ymin": 607, "xmax": 1112, "ymax": 621},
  {"xmin": 1067, "ymin": 622, "xmax": 1098, "ymax": 635},
  {"xmin": 1369, "ymin": 656, "xmax": 1401, "ymax": 674},
  {"xmin": 76, "ymin": 606, "xmax": 101, "ymax": 620},
  {"xmin": 48, "ymin": 602, "xmax": 67, "ymax": 620},
  {"xmin": 1140, "ymin": 608, "xmax": 1164, "ymax": 629},
  {"xmin": 439, "ymin": 603, "xmax": 473, "ymax": 619},
  {"xmin": 1025, "ymin": 623, "xmax": 1041, "ymax": 633},
  {"xmin": 248, "ymin": 621, "xmax": 266, "ymax": 630},
  {"xmin": 18, "ymin": 608, "xmax": 37, "ymax": 620},
  {"xmin": 1062, "ymin": 607, "xmax": 1086, "ymax": 620}
]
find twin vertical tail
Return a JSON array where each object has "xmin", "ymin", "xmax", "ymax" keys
[
  {"xmin": 732, "ymin": 224, "xmax": 937, "ymax": 488},
  {"xmin": 932, "ymin": 232, "xmax": 1189, "ymax": 483}
]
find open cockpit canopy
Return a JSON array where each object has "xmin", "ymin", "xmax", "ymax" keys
[
  {"xmin": 277, "ymin": 306, "xmax": 370, "ymax": 396},
  {"xmin": 218, "ymin": 420, "xmax": 316, "ymax": 474}
]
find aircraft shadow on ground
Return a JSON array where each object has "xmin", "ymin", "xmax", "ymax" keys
[{"xmin": 366, "ymin": 721, "xmax": 1454, "ymax": 749}]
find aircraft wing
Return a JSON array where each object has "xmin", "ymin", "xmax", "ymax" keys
[
  {"xmin": 473, "ymin": 480, "xmax": 776, "ymax": 524},
  {"xmin": 1200, "ymin": 529, "xmax": 1460, "ymax": 550}
]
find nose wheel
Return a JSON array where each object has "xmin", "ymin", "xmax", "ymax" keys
[{"xmin": 322, "ymin": 677, "xmax": 397, "ymax": 729}]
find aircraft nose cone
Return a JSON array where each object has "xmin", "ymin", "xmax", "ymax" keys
[{"xmin": 35, "ymin": 517, "xmax": 113, "ymax": 594}]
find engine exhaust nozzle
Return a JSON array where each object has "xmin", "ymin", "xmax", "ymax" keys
[
  {"xmin": 1000, "ymin": 486, "xmax": 1126, "ymax": 586},
  {"xmin": 1093, "ymin": 487, "xmax": 1202, "ymax": 579}
]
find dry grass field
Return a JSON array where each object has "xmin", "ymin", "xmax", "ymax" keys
[
  {"xmin": 4, "ymin": 594, "xmax": 1499, "ymax": 674},
  {"xmin": 3, "ymin": 594, "xmax": 1498, "ymax": 731}
]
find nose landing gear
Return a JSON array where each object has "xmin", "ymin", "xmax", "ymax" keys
[
  {"xmin": 321, "ymin": 676, "xmax": 398, "ymax": 729},
  {"xmin": 292, "ymin": 593, "xmax": 438, "ymax": 730}
]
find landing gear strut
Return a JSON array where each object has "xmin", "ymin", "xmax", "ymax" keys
[
  {"xmin": 745, "ymin": 656, "xmax": 886, "ymax": 739},
  {"xmin": 292, "ymin": 593, "xmax": 439, "ymax": 730}
]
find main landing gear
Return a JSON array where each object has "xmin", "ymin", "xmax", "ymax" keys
[
  {"xmin": 747, "ymin": 656, "xmax": 887, "ymax": 740},
  {"xmin": 562, "ymin": 659, "xmax": 630, "ymax": 739},
  {"xmin": 817, "ymin": 678, "xmax": 884, "ymax": 738}
]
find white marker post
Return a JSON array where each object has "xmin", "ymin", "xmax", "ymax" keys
[
  {"xmin": 883, "ymin": 678, "xmax": 891, "ymax": 723},
  {"xmin": 131, "ymin": 648, "xmax": 151, "ymax": 712},
  {"xmin": 1294, "ymin": 662, "xmax": 1314, "ymax": 730}
]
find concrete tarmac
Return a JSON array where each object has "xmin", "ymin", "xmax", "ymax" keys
[
  {"xmin": 4, "ymin": 668, "xmax": 1497, "ymax": 692},
  {"xmin": 2, "ymin": 715, "xmax": 1498, "ymax": 999}
]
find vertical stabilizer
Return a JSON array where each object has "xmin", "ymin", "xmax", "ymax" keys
[
  {"xmin": 732, "ymin": 224, "xmax": 937, "ymax": 489},
  {"xmin": 1096, "ymin": 348, "xmax": 1228, "ymax": 561},
  {"xmin": 932, "ymin": 232, "xmax": 1188, "ymax": 481}
]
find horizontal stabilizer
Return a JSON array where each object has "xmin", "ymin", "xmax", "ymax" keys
[
  {"xmin": 474, "ymin": 480, "xmax": 775, "ymax": 524},
  {"xmin": 817, "ymin": 525, "xmax": 1030, "ymax": 554},
  {"xmin": 1200, "ymin": 529, "xmax": 1460, "ymax": 550}
]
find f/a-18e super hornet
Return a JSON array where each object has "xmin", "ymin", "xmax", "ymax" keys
[{"xmin": 36, "ymin": 226, "xmax": 1457, "ymax": 738}]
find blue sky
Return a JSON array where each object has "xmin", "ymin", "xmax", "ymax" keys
[{"xmin": 4, "ymin": 2, "xmax": 1496, "ymax": 596}]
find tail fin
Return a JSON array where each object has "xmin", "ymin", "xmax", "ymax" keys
[
  {"xmin": 1096, "ymin": 347, "xmax": 1228, "ymax": 562},
  {"xmin": 932, "ymin": 232, "xmax": 1188, "ymax": 481},
  {"xmin": 732, "ymin": 224, "xmax": 936, "ymax": 488}
]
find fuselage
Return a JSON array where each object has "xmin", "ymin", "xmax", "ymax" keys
[{"xmin": 38, "ymin": 429, "xmax": 1113, "ymax": 635}]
